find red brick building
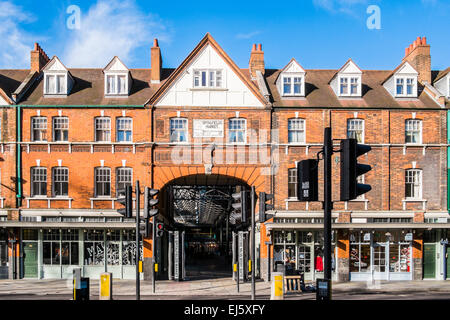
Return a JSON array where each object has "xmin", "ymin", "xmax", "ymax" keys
[{"xmin": 0, "ymin": 34, "xmax": 449, "ymax": 282}]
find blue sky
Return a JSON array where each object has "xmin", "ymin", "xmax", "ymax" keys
[{"xmin": 0, "ymin": 0, "xmax": 448, "ymax": 70}]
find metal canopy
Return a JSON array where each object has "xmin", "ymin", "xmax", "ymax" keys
[{"xmin": 172, "ymin": 185, "xmax": 235, "ymax": 227}]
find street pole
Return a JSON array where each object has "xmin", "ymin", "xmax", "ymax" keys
[
  {"xmin": 152, "ymin": 214, "xmax": 156, "ymax": 293},
  {"xmin": 135, "ymin": 180, "xmax": 140, "ymax": 300},
  {"xmin": 323, "ymin": 127, "xmax": 333, "ymax": 293},
  {"xmin": 251, "ymin": 186, "xmax": 256, "ymax": 300}
]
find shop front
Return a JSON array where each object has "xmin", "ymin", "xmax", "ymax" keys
[
  {"xmin": 273, "ymin": 230, "xmax": 337, "ymax": 281},
  {"xmin": 349, "ymin": 230, "xmax": 413, "ymax": 281},
  {"xmin": 21, "ymin": 228, "xmax": 142, "ymax": 280}
]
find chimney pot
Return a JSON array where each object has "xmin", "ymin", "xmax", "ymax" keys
[
  {"xmin": 252, "ymin": 44, "xmax": 257, "ymax": 52},
  {"xmin": 153, "ymin": 38, "xmax": 159, "ymax": 47},
  {"xmin": 422, "ymin": 37, "xmax": 427, "ymax": 45},
  {"xmin": 257, "ymin": 43, "xmax": 262, "ymax": 51}
]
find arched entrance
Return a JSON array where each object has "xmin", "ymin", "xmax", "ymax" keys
[{"xmin": 159, "ymin": 174, "xmax": 250, "ymax": 280}]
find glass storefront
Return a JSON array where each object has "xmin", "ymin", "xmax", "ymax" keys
[
  {"xmin": 20, "ymin": 228, "xmax": 142, "ymax": 279},
  {"xmin": 349, "ymin": 230, "xmax": 412, "ymax": 281},
  {"xmin": 273, "ymin": 230, "xmax": 336, "ymax": 280}
]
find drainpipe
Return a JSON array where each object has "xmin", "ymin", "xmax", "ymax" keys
[
  {"xmin": 16, "ymin": 105, "xmax": 22, "ymax": 208},
  {"xmin": 448, "ymin": 110, "xmax": 450, "ymax": 213}
]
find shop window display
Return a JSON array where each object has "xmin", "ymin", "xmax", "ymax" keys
[
  {"xmin": 350, "ymin": 232, "xmax": 371, "ymax": 272},
  {"xmin": 61, "ymin": 229, "xmax": 79, "ymax": 265},
  {"xmin": 84, "ymin": 230, "xmax": 104, "ymax": 266},
  {"xmin": 43, "ymin": 230, "xmax": 60, "ymax": 265}
]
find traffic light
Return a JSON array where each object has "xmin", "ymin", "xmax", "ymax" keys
[
  {"xmin": 340, "ymin": 138, "xmax": 372, "ymax": 201},
  {"xmin": 139, "ymin": 218, "xmax": 150, "ymax": 238},
  {"xmin": 117, "ymin": 185, "xmax": 132, "ymax": 218},
  {"xmin": 259, "ymin": 192, "xmax": 274, "ymax": 223},
  {"xmin": 231, "ymin": 190, "xmax": 246, "ymax": 223},
  {"xmin": 156, "ymin": 223, "xmax": 164, "ymax": 238},
  {"xmin": 297, "ymin": 159, "xmax": 319, "ymax": 201},
  {"xmin": 144, "ymin": 187, "xmax": 159, "ymax": 219}
]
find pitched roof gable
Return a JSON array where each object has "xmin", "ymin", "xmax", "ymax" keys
[{"xmin": 147, "ymin": 33, "xmax": 267, "ymax": 106}]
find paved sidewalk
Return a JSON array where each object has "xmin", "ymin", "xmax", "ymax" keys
[{"xmin": 1, "ymin": 278, "xmax": 450, "ymax": 299}]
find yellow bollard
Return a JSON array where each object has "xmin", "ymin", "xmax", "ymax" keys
[
  {"xmin": 271, "ymin": 272, "xmax": 284, "ymax": 300},
  {"xmin": 100, "ymin": 272, "xmax": 112, "ymax": 300}
]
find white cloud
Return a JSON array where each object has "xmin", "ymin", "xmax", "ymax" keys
[
  {"xmin": 62, "ymin": 0, "xmax": 170, "ymax": 68},
  {"xmin": 313, "ymin": 0, "xmax": 369, "ymax": 15},
  {"xmin": 236, "ymin": 31, "xmax": 261, "ymax": 40},
  {"xmin": 0, "ymin": 1, "xmax": 35, "ymax": 68}
]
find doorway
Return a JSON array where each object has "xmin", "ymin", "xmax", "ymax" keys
[
  {"xmin": 423, "ymin": 244, "xmax": 436, "ymax": 279},
  {"xmin": 23, "ymin": 242, "xmax": 38, "ymax": 278}
]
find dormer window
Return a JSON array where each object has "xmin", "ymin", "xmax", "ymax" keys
[
  {"xmin": 339, "ymin": 76, "xmax": 361, "ymax": 97},
  {"xmin": 106, "ymin": 74, "xmax": 128, "ymax": 95},
  {"xmin": 395, "ymin": 76, "xmax": 416, "ymax": 97},
  {"xmin": 103, "ymin": 57, "xmax": 131, "ymax": 97},
  {"xmin": 42, "ymin": 57, "xmax": 73, "ymax": 96},
  {"xmin": 193, "ymin": 69, "xmax": 223, "ymax": 88},
  {"xmin": 283, "ymin": 76, "xmax": 303, "ymax": 96},
  {"xmin": 45, "ymin": 74, "xmax": 66, "ymax": 95}
]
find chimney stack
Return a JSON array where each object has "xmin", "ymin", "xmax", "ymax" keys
[
  {"xmin": 249, "ymin": 43, "xmax": 265, "ymax": 79},
  {"xmin": 151, "ymin": 38, "xmax": 162, "ymax": 84},
  {"xmin": 30, "ymin": 43, "xmax": 49, "ymax": 74},
  {"xmin": 402, "ymin": 36, "xmax": 431, "ymax": 83}
]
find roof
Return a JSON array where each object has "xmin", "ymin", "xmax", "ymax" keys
[
  {"xmin": 18, "ymin": 68, "xmax": 173, "ymax": 106},
  {"xmin": 433, "ymin": 67, "xmax": 450, "ymax": 84},
  {"xmin": 147, "ymin": 33, "xmax": 268, "ymax": 106},
  {"xmin": 0, "ymin": 69, "xmax": 30, "ymax": 103},
  {"xmin": 265, "ymin": 69, "xmax": 442, "ymax": 109}
]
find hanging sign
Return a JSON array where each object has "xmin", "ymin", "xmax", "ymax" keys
[{"xmin": 363, "ymin": 233, "xmax": 371, "ymax": 241}]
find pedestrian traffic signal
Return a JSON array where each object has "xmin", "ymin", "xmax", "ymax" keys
[
  {"xmin": 144, "ymin": 187, "xmax": 159, "ymax": 219},
  {"xmin": 340, "ymin": 138, "xmax": 372, "ymax": 201},
  {"xmin": 231, "ymin": 190, "xmax": 246, "ymax": 223},
  {"xmin": 156, "ymin": 223, "xmax": 164, "ymax": 237},
  {"xmin": 297, "ymin": 159, "xmax": 319, "ymax": 201},
  {"xmin": 259, "ymin": 192, "xmax": 274, "ymax": 223},
  {"xmin": 117, "ymin": 185, "xmax": 132, "ymax": 218}
]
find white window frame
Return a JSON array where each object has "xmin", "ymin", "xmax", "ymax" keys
[
  {"xmin": 288, "ymin": 118, "xmax": 306, "ymax": 144},
  {"xmin": 339, "ymin": 75, "xmax": 361, "ymax": 97},
  {"xmin": 52, "ymin": 117, "xmax": 69, "ymax": 142},
  {"xmin": 288, "ymin": 168, "xmax": 297, "ymax": 199},
  {"xmin": 282, "ymin": 75, "xmax": 304, "ymax": 96},
  {"xmin": 31, "ymin": 117, "xmax": 48, "ymax": 142},
  {"xmin": 95, "ymin": 167, "xmax": 111, "ymax": 198},
  {"xmin": 347, "ymin": 118, "xmax": 365, "ymax": 143},
  {"xmin": 405, "ymin": 119, "xmax": 422, "ymax": 144},
  {"xmin": 395, "ymin": 76, "xmax": 417, "ymax": 98},
  {"xmin": 170, "ymin": 118, "xmax": 189, "ymax": 143},
  {"xmin": 52, "ymin": 167, "xmax": 69, "ymax": 197},
  {"xmin": 31, "ymin": 167, "xmax": 47, "ymax": 197},
  {"xmin": 116, "ymin": 167, "xmax": 133, "ymax": 197},
  {"xmin": 228, "ymin": 118, "xmax": 247, "ymax": 144},
  {"xmin": 192, "ymin": 69, "xmax": 223, "ymax": 89},
  {"xmin": 116, "ymin": 117, "xmax": 133, "ymax": 142},
  {"xmin": 105, "ymin": 73, "xmax": 128, "ymax": 95},
  {"xmin": 95, "ymin": 117, "xmax": 111, "ymax": 142},
  {"xmin": 44, "ymin": 73, "xmax": 67, "ymax": 95},
  {"xmin": 405, "ymin": 169, "xmax": 422, "ymax": 200}
]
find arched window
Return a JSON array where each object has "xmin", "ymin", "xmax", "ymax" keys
[
  {"xmin": 170, "ymin": 118, "xmax": 188, "ymax": 142},
  {"xmin": 228, "ymin": 118, "xmax": 246, "ymax": 143},
  {"xmin": 405, "ymin": 169, "xmax": 422, "ymax": 199},
  {"xmin": 347, "ymin": 118, "xmax": 364, "ymax": 143},
  {"xmin": 288, "ymin": 118, "xmax": 305, "ymax": 143},
  {"xmin": 52, "ymin": 167, "xmax": 69, "ymax": 197}
]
